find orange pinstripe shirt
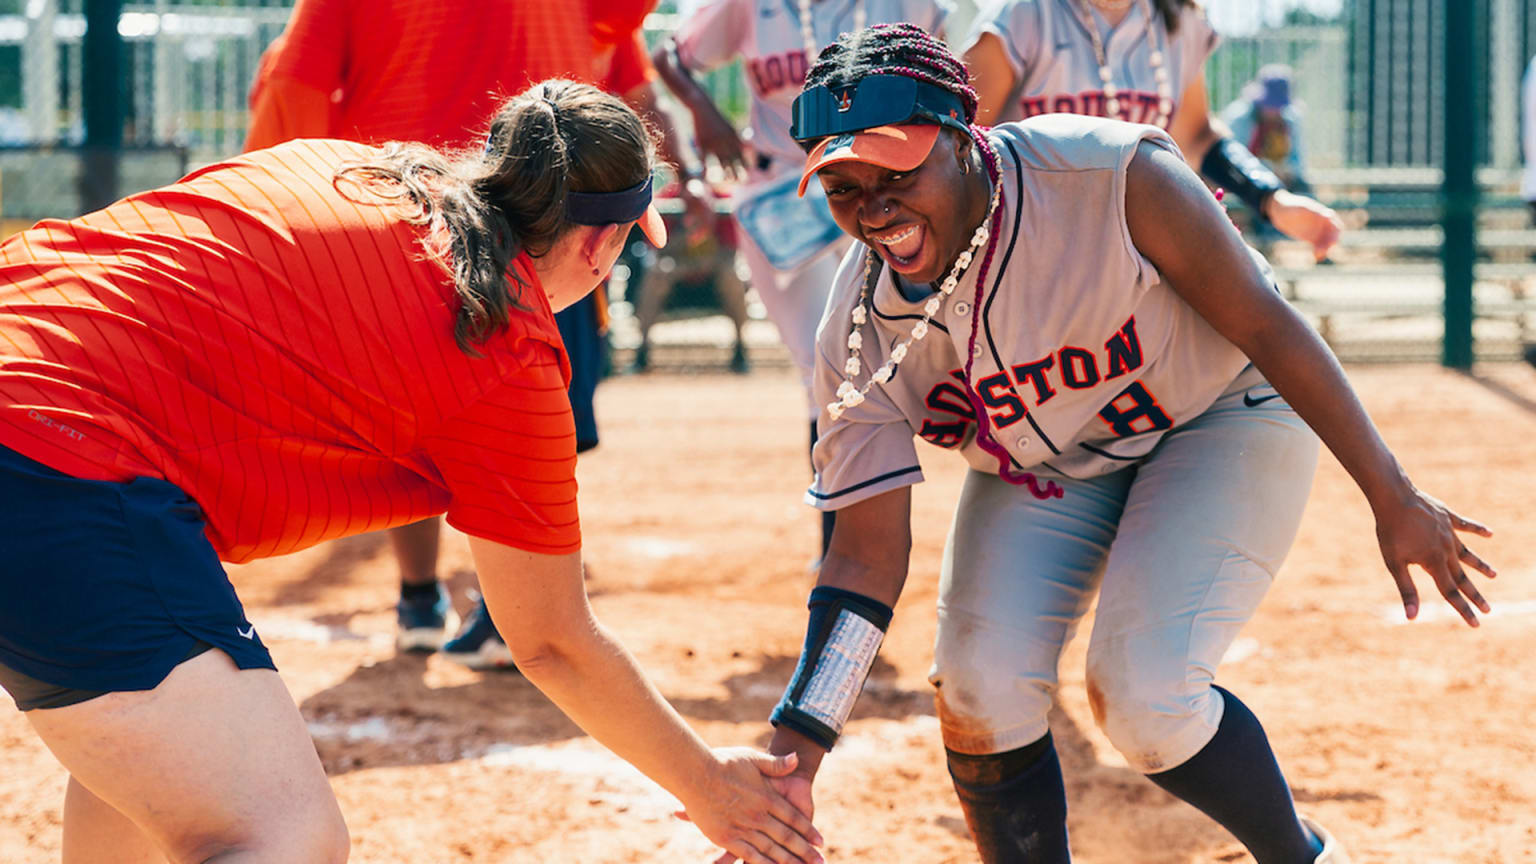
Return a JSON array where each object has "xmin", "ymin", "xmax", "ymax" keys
[
  {"xmin": 0, "ymin": 139, "xmax": 581, "ymax": 562},
  {"xmin": 245, "ymin": 0, "xmax": 658, "ymax": 152}
]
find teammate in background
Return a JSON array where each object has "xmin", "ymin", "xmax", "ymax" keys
[
  {"xmin": 628, "ymin": 177, "xmax": 753, "ymax": 375},
  {"xmin": 246, "ymin": 0, "xmax": 683, "ymax": 662},
  {"xmin": 962, "ymin": 0, "xmax": 1345, "ymax": 262},
  {"xmin": 0, "ymin": 81, "xmax": 825, "ymax": 864},
  {"xmin": 652, "ymin": 0, "xmax": 952, "ymax": 563},
  {"xmin": 1221, "ymin": 65, "xmax": 1307, "ymax": 189},
  {"xmin": 751, "ymin": 26, "xmax": 1497, "ymax": 863},
  {"xmin": 1219, "ymin": 65, "xmax": 1313, "ymax": 249}
]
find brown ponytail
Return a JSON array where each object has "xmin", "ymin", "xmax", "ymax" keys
[{"xmin": 335, "ymin": 79, "xmax": 656, "ymax": 354}]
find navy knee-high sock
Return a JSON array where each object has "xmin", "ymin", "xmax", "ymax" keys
[
  {"xmin": 947, "ymin": 734, "xmax": 1070, "ymax": 864},
  {"xmin": 1145, "ymin": 686, "xmax": 1321, "ymax": 864}
]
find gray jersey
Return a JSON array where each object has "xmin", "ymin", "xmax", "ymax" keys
[
  {"xmin": 963, "ymin": 0, "xmax": 1218, "ymax": 127},
  {"xmin": 807, "ymin": 116, "xmax": 1260, "ymax": 511},
  {"xmin": 675, "ymin": 0, "xmax": 951, "ymax": 177}
]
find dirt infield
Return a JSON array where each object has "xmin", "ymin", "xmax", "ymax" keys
[{"xmin": 3, "ymin": 364, "xmax": 1535, "ymax": 864}]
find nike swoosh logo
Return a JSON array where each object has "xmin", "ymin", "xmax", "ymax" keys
[
  {"xmin": 237, "ymin": 625, "xmax": 256, "ymax": 640},
  {"xmin": 1243, "ymin": 392, "xmax": 1282, "ymax": 407}
]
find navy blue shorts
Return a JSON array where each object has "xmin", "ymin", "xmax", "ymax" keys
[
  {"xmin": 555, "ymin": 292, "xmax": 603, "ymax": 452},
  {"xmin": 0, "ymin": 444, "xmax": 274, "ymax": 711}
]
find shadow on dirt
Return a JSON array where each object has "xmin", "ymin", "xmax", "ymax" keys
[
  {"xmin": 297, "ymin": 633, "xmax": 1374, "ymax": 864},
  {"xmin": 1464, "ymin": 369, "xmax": 1536, "ymax": 415},
  {"xmin": 300, "ymin": 650, "xmax": 584, "ymax": 777},
  {"xmin": 298, "ymin": 652, "xmax": 935, "ymax": 778}
]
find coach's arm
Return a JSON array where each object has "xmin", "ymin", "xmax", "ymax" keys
[
  {"xmin": 767, "ymin": 488, "xmax": 914, "ymax": 800},
  {"xmin": 466, "ymin": 538, "xmax": 825, "ymax": 864}
]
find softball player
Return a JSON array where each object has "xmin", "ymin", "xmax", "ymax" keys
[
  {"xmin": 749, "ymin": 25, "xmax": 1496, "ymax": 864},
  {"xmin": 0, "ymin": 82, "xmax": 823, "ymax": 864},
  {"xmin": 652, "ymin": 0, "xmax": 951, "ymax": 557},
  {"xmin": 962, "ymin": 0, "xmax": 1345, "ymax": 261}
]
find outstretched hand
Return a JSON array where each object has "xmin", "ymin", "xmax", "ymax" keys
[
  {"xmin": 1373, "ymin": 488, "xmax": 1496, "ymax": 626},
  {"xmin": 1264, "ymin": 189, "xmax": 1344, "ymax": 261},
  {"xmin": 675, "ymin": 748, "xmax": 824, "ymax": 864}
]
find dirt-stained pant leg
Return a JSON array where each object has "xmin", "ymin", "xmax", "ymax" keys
[
  {"xmin": 1084, "ymin": 378, "xmax": 1319, "ymax": 774},
  {"xmin": 929, "ymin": 466, "xmax": 1133, "ymax": 756}
]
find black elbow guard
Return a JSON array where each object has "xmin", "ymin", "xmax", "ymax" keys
[{"xmin": 1200, "ymin": 137, "xmax": 1283, "ymax": 213}]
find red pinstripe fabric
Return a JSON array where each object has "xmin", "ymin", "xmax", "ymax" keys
[
  {"xmin": 259, "ymin": 0, "xmax": 597, "ymax": 150},
  {"xmin": 0, "ymin": 139, "xmax": 580, "ymax": 562}
]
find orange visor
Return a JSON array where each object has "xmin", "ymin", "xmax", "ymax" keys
[
  {"xmin": 636, "ymin": 204, "xmax": 667, "ymax": 247},
  {"xmin": 796, "ymin": 124, "xmax": 943, "ymax": 197}
]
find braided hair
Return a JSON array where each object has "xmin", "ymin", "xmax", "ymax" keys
[
  {"xmin": 801, "ymin": 24, "xmax": 1064, "ymax": 500},
  {"xmin": 803, "ymin": 23, "xmax": 978, "ymax": 130}
]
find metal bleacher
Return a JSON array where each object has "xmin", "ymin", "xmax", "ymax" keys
[{"xmin": 1263, "ymin": 168, "xmax": 1535, "ymax": 363}]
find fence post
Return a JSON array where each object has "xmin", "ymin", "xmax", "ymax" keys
[
  {"xmin": 81, "ymin": 0, "xmax": 125, "ymax": 215},
  {"xmin": 1441, "ymin": 0, "xmax": 1477, "ymax": 369}
]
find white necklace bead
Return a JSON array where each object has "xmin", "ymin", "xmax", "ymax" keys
[{"xmin": 1074, "ymin": 0, "xmax": 1172, "ymax": 129}]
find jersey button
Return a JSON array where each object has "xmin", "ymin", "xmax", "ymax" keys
[
  {"xmin": 1016, "ymin": 436, "xmax": 1030, "ymax": 449},
  {"xmin": 971, "ymin": 343, "xmax": 984, "ymax": 358},
  {"xmin": 953, "ymin": 300, "xmax": 971, "ymax": 316}
]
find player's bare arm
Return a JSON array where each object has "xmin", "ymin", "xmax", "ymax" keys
[
  {"xmin": 653, "ymin": 38, "xmax": 749, "ymax": 177},
  {"xmin": 1169, "ymin": 71, "xmax": 1343, "ymax": 261},
  {"xmin": 961, "ymin": 31, "xmax": 1016, "ymax": 127},
  {"xmin": 1123, "ymin": 140, "xmax": 1496, "ymax": 626},
  {"xmin": 469, "ymin": 538, "xmax": 825, "ymax": 864}
]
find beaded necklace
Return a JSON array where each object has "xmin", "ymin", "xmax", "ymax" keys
[
  {"xmin": 798, "ymin": 0, "xmax": 866, "ymax": 60},
  {"xmin": 1073, "ymin": 0, "xmax": 1173, "ymax": 129},
  {"xmin": 826, "ymin": 179, "xmax": 999, "ymax": 420}
]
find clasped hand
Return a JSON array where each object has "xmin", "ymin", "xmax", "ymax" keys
[{"xmin": 676, "ymin": 748, "xmax": 824, "ymax": 864}]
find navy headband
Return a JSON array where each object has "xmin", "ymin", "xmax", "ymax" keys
[{"xmin": 564, "ymin": 176, "xmax": 654, "ymax": 226}]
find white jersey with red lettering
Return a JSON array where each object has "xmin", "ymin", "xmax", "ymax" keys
[
  {"xmin": 675, "ymin": 0, "xmax": 952, "ymax": 177},
  {"xmin": 675, "ymin": 0, "xmax": 951, "ymax": 416},
  {"xmin": 962, "ymin": 0, "xmax": 1218, "ymax": 129},
  {"xmin": 806, "ymin": 115, "xmax": 1262, "ymax": 510}
]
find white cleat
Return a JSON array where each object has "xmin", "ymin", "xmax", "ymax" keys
[{"xmin": 1300, "ymin": 815, "xmax": 1350, "ymax": 864}]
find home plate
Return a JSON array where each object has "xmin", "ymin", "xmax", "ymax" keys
[
  {"xmin": 250, "ymin": 616, "xmax": 391, "ymax": 646},
  {"xmin": 308, "ymin": 717, "xmax": 393, "ymax": 742},
  {"xmin": 615, "ymin": 535, "xmax": 696, "ymax": 560},
  {"xmin": 474, "ymin": 741, "xmax": 683, "ymax": 816}
]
